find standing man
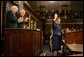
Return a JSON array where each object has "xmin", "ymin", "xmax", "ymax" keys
[
  {"xmin": 17, "ymin": 10, "xmax": 28, "ymax": 28},
  {"xmin": 6, "ymin": 5, "xmax": 18, "ymax": 28},
  {"xmin": 52, "ymin": 14, "xmax": 62, "ymax": 56}
]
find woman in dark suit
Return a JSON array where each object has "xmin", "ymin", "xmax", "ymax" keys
[
  {"xmin": 6, "ymin": 5, "xmax": 18, "ymax": 28},
  {"xmin": 17, "ymin": 10, "xmax": 29, "ymax": 28},
  {"xmin": 52, "ymin": 14, "xmax": 62, "ymax": 56}
]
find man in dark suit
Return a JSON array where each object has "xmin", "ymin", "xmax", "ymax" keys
[
  {"xmin": 17, "ymin": 10, "xmax": 28, "ymax": 28},
  {"xmin": 6, "ymin": 5, "xmax": 18, "ymax": 28}
]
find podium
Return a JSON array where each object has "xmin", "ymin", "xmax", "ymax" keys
[{"xmin": 3, "ymin": 28, "xmax": 43, "ymax": 56}]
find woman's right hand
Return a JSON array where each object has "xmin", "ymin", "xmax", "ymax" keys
[
  {"xmin": 54, "ymin": 14, "xmax": 58, "ymax": 21},
  {"xmin": 18, "ymin": 17, "xmax": 23, "ymax": 22}
]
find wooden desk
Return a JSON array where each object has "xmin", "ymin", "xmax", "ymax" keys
[
  {"xmin": 65, "ymin": 31, "xmax": 83, "ymax": 53},
  {"xmin": 69, "ymin": 53, "xmax": 83, "ymax": 56},
  {"xmin": 3, "ymin": 28, "xmax": 43, "ymax": 56},
  {"xmin": 67, "ymin": 44, "xmax": 83, "ymax": 52},
  {"xmin": 65, "ymin": 31, "xmax": 83, "ymax": 44}
]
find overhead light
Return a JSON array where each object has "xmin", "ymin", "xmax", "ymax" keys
[{"xmin": 49, "ymin": 1, "xmax": 55, "ymax": 3}]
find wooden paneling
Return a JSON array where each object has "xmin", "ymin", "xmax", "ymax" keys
[
  {"xmin": 65, "ymin": 31, "xmax": 83, "ymax": 44},
  {"xmin": 1, "ymin": 1, "xmax": 3, "ymax": 35},
  {"xmin": 3, "ymin": 29, "xmax": 43, "ymax": 56},
  {"xmin": 4, "ymin": 29, "xmax": 20, "ymax": 56},
  {"xmin": 20, "ymin": 30, "xmax": 33, "ymax": 56}
]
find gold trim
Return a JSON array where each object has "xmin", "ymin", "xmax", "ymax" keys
[{"xmin": 24, "ymin": 8, "xmax": 40, "ymax": 22}]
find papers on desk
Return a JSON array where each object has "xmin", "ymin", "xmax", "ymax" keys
[
  {"xmin": 67, "ymin": 44, "xmax": 83, "ymax": 52},
  {"xmin": 36, "ymin": 29, "xmax": 40, "ymax": 31}
]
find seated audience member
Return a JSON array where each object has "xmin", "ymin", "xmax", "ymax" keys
[
  {"xmin": 65, "ymin": 27, "xmax": 71, "ymax": 33},
  {"xmin": 71, "ymin": 27, "xmax": 76, "ymax": 32}
]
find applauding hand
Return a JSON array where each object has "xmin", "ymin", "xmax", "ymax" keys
[
  {"xmin": 18, "ymin": 17, "xmax": 23, "ymax": 22},
  {"xmin": 25, "ymin": 17, "xmax": 29, "ymax": 22}
]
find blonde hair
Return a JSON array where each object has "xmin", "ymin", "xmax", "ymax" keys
[
  {"xmin": 10, "ymin": 5, "xmax": 18, "ymax": 11},
  {"xmin": 20, "ymin": 10, "xmax": 25, "ymax": 14}
]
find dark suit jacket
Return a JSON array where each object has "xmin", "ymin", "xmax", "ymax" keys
[
  {"xmin": 6, "ymin": 10, "xmax": 17, "ymax": 28},
  {"xmin": 16, "ymin": 13, "xmax": 25, "ymax": 28}
]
